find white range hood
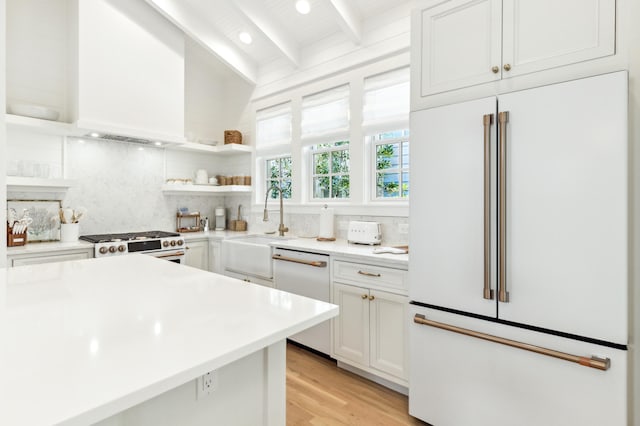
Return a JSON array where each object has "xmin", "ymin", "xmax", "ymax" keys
[{"xmin": 69, "ymin": 0, "xmax": 186, "ymax": 145}]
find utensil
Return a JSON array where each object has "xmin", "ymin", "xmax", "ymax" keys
[{"xmin": 62, "ymin": 209, "xmax": 73, "ymax": 224}]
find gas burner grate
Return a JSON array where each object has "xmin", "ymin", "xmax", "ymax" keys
[{"xmin": 79, "ymin": 231, "xmax": 180, "ymax": 243}]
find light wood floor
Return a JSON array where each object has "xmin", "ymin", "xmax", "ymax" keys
[{"xmin": 286, "ymin": 343, "xmax": 427, "ymax": 426}]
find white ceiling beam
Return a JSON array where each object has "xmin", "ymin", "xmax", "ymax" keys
[
  {"xmin": 144, "ymin": 0, "xmax": 258, "ymax": 84},
  {"xmin": 327, "ymin": 0, "xmax": 362, "ymax": 45},
  {"xmin": 232, "ymin": 0, "xmax": 300, "ymax": 67}
]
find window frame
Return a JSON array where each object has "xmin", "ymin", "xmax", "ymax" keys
[
  {"xmin": 309, "ymin": 141, "xmax": 351, "ymax": 201},
  {"xmin": 368, "ymin": 130, "xmax": 410, "ymax": 202},
  {"xmin": 264, "ymin": 154, "xmax": 293, "ymax": 200}
]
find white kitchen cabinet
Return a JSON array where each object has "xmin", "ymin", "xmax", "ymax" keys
[
  {"xmin": 209, "ymin": 240, "xmax": 221, "ymax": 273},
  {"xmin": 184, "ymin": 239, "xmax": 209, "ymax": 271},
  {"xmin": 413, "ymin": 0, "xmax": 616, "ymax": 97},
  {"xmin": 8, "ymin": 248, "xmax": 93, "ymax": 267},
  {"xmin": 332, "ymin": 261, "xmax": 408, "ymax": 385}
]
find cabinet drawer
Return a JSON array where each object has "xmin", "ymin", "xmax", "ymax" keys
[{"xmin": 333, "ymin": 261, "xmax": 407, "ymax": 292}]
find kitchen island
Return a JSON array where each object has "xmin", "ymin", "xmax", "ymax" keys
[{"xmin": 0, "ymin": 255, "xmax": 338, "ymax": 425}]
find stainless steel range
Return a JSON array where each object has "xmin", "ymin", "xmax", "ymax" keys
[{"xmin": 80, "ymin": 231, "xmax": 185, "ymax": 264}]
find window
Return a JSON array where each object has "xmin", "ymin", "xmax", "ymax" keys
[
  {"xmin": 301, "ymin": 85, "xmax": 350, "ymax": 140},
  {"xmin": 371, "ymin": 130, "xmax": 409, "ymax": 199},
  {"xmin": 363, "ymin": 68, "xmax": 410, "ymax": 201},
  {"xmin": 302, "ymin": 85, "xmax": 351, "ymax": 201},
  {"xmin": 256, "ymin": 103, "xmax": 292, "ymax": 150},
  {"xmin": 311, "ymin": 141, "xmax": 350, "ymax": 199},
  {"xmin": 266, "ymin": 156, "xmax": 292, "ymax": 199},
  {"xmin": 362, "ymin": 68, "xmax": 409, "ymax": 134}
]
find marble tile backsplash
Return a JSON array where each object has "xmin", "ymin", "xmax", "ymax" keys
[
  {"xmin": 15, "ymin": 139, "xmax": 407, "ymax": 240},
  {"xmin": 62, "ymin": 139, "xmax": 226, "ymax": 235}
]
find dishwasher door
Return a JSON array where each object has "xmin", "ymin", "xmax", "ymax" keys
[{"xmin": 273, "ymin": 248, "xmax": 331, "ymax": 355}]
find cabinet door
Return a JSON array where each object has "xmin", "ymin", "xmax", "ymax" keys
[
  {"xmin": 332, "ymin": 283, "xmax": 369, "ymax": 366},
  {"xmin": 369, "ymin": 290, "xmax": 408, "ymax": 380},
  {"xmin": 410, "ymin": 96, "xmax": 497, "ymax": 318},
  {"xmin": 502, "ymin": 0, "xmax": 615, "ymax": 79},
  {"xmin": 185, "ymin": 240, "xmax": 209, "ymax": 271},
  {"xmin": 414, "ymin": 0, "xmax": 502, "ymax": 96},
  {"xmin": 497, "ymin": 72, "xmax": 627, "ymax": 345},
  {"xmin": 11, "ymin": 251, "xmax": 91, "ymax": 267}
]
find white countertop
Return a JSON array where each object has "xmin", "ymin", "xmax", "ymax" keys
[
  {"xmin": 269, "ymin": 237, "xmax": 409, "ymax": 268},
  {"xmin": 6, "ymin": 239, "xmax": 94, "ymax": 255},
  {"xmin": 0, "ymin": 255, "xmax": 338, "ymax": 426}
]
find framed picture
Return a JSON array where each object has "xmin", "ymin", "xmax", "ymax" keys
[{"xmin": 7, "ymin": 200, "xmax": 61, "ymax": 242}]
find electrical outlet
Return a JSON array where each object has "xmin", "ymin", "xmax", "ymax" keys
[
  {"xmin": 398, "ymin": 223, "xmax": 409, "ymax": 234},
  {"xmin": 196, "ymin": 370, "xmax": 218, "ymax": 399}
]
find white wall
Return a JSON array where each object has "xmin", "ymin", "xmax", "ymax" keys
[{"xmin": 1, "ymin": 0, "xmax": 7, "ymax": 266}]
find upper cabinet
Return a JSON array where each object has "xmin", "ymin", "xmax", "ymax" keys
[
  {"xmin": 69, "ymin": 0, "xmax": 185, "ymax": 143},
  {"xmin": 413, "ymin": 0, "xmax": 616, "ymax": 98}
]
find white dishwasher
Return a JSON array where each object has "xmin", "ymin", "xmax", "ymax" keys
[{"xmin": 273, "ymin": 247, "xmax": 331, "ymax": 355}]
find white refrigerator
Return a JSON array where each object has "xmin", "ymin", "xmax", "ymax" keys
[{"xmin": 408, "ymin": 71, "xmax": 628, "ymax": 425}]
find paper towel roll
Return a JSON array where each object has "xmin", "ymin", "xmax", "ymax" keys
[{"xmin": 318, "ymin": 206, "xmax": 335, "ymax": 239}]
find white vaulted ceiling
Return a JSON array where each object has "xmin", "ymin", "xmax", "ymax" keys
[{"xmin": 145, "ymin": 0, "xmax": 414, "ymax": 87}]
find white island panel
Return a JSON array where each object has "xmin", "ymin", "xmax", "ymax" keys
[{"xmin": 0, "ymin": 255, "xmax": 338, "ymax": 425}]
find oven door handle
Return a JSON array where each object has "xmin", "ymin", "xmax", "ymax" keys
[{"xmin": 153, "ymin": 251, "xmax": 185, "ymax": 259}]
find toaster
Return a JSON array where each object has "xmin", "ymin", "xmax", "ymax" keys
[{"xmin": 347, "ymin": 221, "xmax": 382, "ymax": 245}]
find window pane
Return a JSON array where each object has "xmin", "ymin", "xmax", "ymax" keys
[
  {"xmin": 281, "ymin": 179, "xmax": 292, "ymax": 198},
  {"xmin": 313, "ymin": 177, "xmax": 330, "ymax": 198},
  {"xmin": 267, "ymin": 159, "xmax": 280, "ymax": 179},
  {"xmin": 314, "ymin": 152, "xmax": 329, "ymax": 174},
  {"xmin": 376, "ymin": 143, "xmax": 399, "ymax": 171},
  {"xmin": 267, "ymin": 180, "xmax": 280, "ymax": 199},
  {"xmin": 402, "ymin": 172, "xmax": 410, "ymax": 197},
  {"xmin": 331, "ymin": 149, "xmax": 350, "ymax": 173},
  {"xmin": 377, "ymin": 172, "xmax": 400, "ymax": 198},
  {"xmin": 281, "ymin": 157, "xmax": 292, "ymax": 178},
  {"xmin": 402, "ymin": 142, "xmax": 410, "ymax": 168},
  {"xmin": 332, "ymin": 175, "xmax": 350, "ymax": 198}
]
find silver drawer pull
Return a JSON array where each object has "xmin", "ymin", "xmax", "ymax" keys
[{"xmin": 358, "ymin": 270, "xmax": 381, "ymax": 277}]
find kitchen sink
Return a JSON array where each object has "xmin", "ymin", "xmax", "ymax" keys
[{"xmin": 221, "ymin": 234, "xmax": 293, "ymax": 279}]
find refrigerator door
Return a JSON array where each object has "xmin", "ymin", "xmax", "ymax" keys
[
  {"xmin": 409, "ymin": 306, "xmax": 627, "ymax": 426},
  {"xmin": 410, "ymin": 97, "xmax": 497, "ymax": 317},
  {"xmin": 497, "ymin": 71, "xmax": 628, "ymax": 345}
]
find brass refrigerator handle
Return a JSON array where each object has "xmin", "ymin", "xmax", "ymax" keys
[
  {"xmin": 498, "ymin": 111, "xmax": 510, "ymax": 303},
  {"xmin": 271, "ymin": 254, "xmax": 327, "ymax": 268},
  {"xmin": 482, "ymin": 114, "xmax": 494, "ymax": 300},
  {"xmin": 413, "ymin": 314, "xmax": 611, "ymax": 371}
]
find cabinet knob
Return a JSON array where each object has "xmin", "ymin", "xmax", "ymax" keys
[
  {"xmin": 368, "ymin": 295, "xmax": 375, "ymax": 301},
  {"xmin": 361, "ymin": 294, "xmax": 368, "ymax": 299},
  {"xmin": 491, "ymin": 66, "xmax": 499, "ymax": 74},
  {"xmin": 503, "ymin": 63, "xmax": 512, "ymax": 71}
]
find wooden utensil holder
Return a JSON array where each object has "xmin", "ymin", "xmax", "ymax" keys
[{"xmin": 7, "ymin": 223, "xmax": 27, "ymax": 247}]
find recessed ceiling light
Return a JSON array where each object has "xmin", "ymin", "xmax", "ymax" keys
[
  {"xmin": 239, "ymin": 31, "xmax": 253, "ymax": 44},
  {"xmin": 89, "ymin": 132, "xmax": 100, "ymax": 138},
  {"xmin": 295, "ymin": 0, "xmax": 310, "ymax": 14},
  {"xmin": 154, "ymin": 141, "xmax": 163, "ymax": 146}
]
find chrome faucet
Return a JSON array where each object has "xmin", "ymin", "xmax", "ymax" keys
[{"xmin": 263, "ymin": 184, "xmax": 289, "ymax": 237}]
